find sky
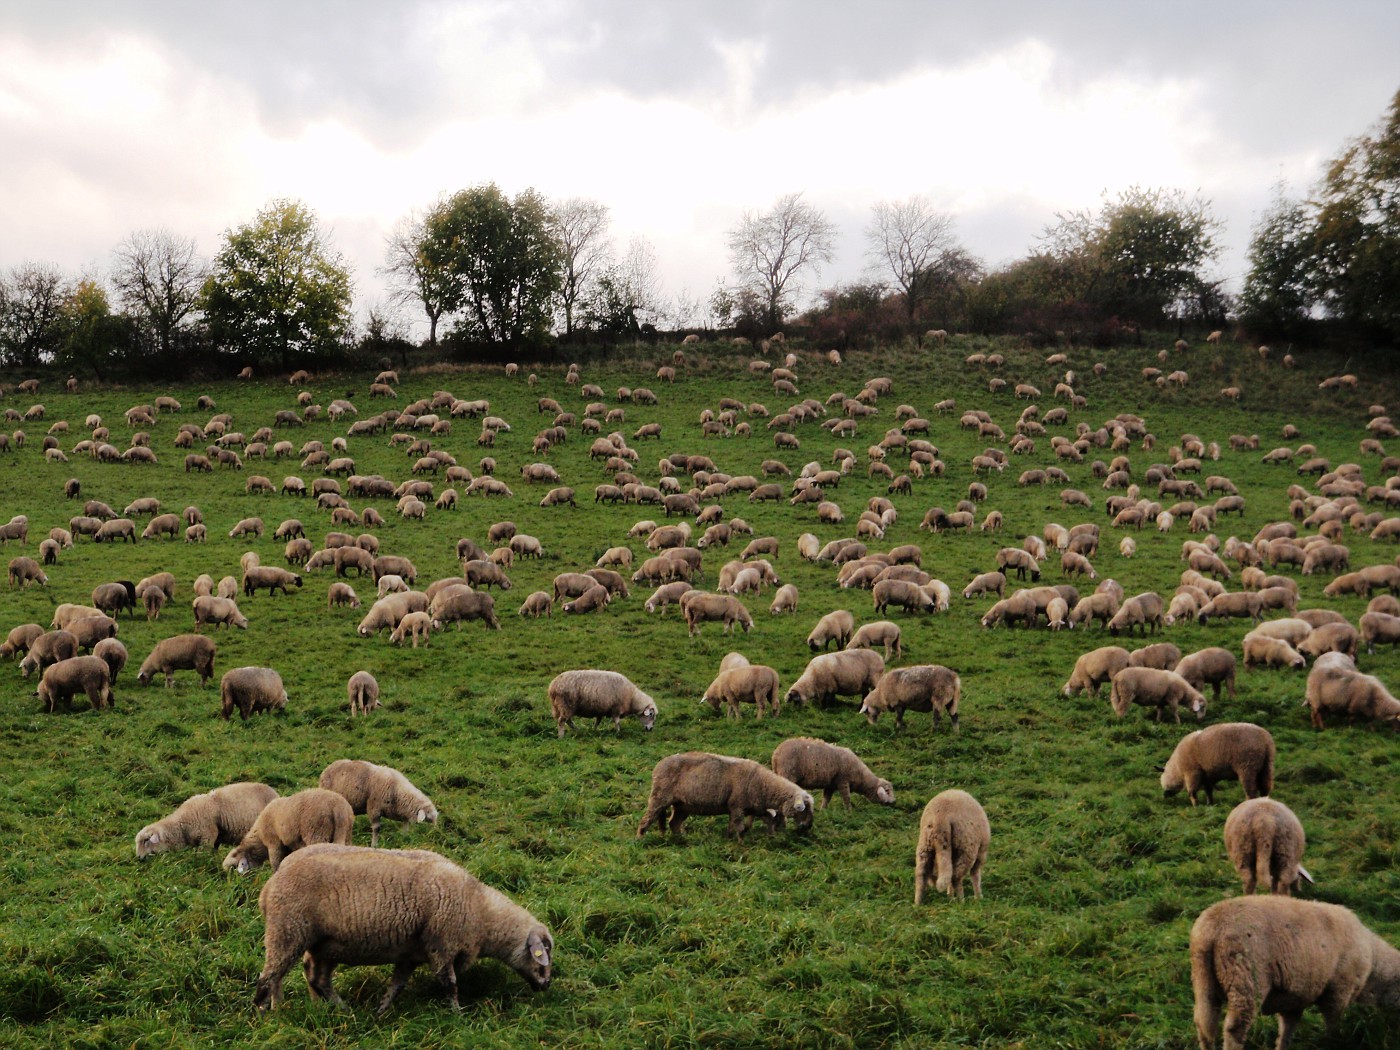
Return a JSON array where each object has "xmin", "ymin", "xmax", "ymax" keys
[{"xmin": 2, "ymin": 1, "xmax": 1397, "ymax": 333}]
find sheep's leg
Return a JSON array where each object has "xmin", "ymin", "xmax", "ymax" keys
[
  {"xmin": 370, "ymin": 817, "xmax": 381, "ymax": 848},
  {"xmin": 1273, "ymin": 1010, "xmax": 1303, "ymax": 1050},
  {"xmin": 969, "ymin": 855, "xmax": 984, "ymax": 899},
  {"xmin": 303, "ymin": 953, "xmax": 343, "ymax": 1006},
  {"xmin": 375, "ymin": 959, "xmax": 419, "ymax": 1015},
  {"xmin": 268, "ymin": 844, "xmax": 285, "ymax": 872},
  {"xmin": 1220, "ymin": 992, "xmax": 1258, "ymax": 1050}
]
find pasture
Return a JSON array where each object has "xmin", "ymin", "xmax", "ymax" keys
[{"xmin": 1, "ymin": 338, "xmax": 1398, "ymax": 1049}]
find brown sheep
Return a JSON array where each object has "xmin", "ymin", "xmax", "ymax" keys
[
  {"xmin": 1242, "ymin": 633, "xmax": 1307, "ymax": 672},
  {"xmin": 1305, "ymin": 664, "xmax": 1400, "ymax": 729},
  {"xmin": 1128, "ymin": 642, "xmax": 1182, "ymax": 671},
  {"xmin": 219, "ymin": 666, "xmax": 288, "ymax": 720},
  {"xmin": 136, "ymin": 634, "xmax": 217, "ymax": 687},
  {"xmin": 1159, "ymin": 722, "xmax": 1274, "ymax": 806},
  {"xmin": 1109, "ymin": 667, "xmax": 1207, "ymax": 723},
  {"xmin": 771, "ymin": 737, "xmax": 894, "ymax": 810},
  {"xmin": 806, "ymin": 609, "xmax": 855, "ymax": 650},
  {"xmin": 37, "ymin": 654, "xmax": 113, "ymax": 712},
  {"xmin": 914, "ymin": 790, "xmax": 989, "ymax": 903},
  {"xmin": 786, "ymin": 648, "xmax": 885, "ymax": 707},
  {"xmin": 1062, "ymin": 646, "xmax": 1131, "ymax": 699},
  {"xmin": 135, "ymin": 782, "xmax": 278, "ymax": 858},
  {"xmin": 1174, "ymin": 647, "xmax": 1238, "ymax": 702},
  {"xmin": 548, "ymin": 669, "xmax": 657, "ymax": 737},
  {"xmin": 224, "ymin": 788, "xmax": 354, "ymax": 874},
  {"xmin": 701, "ymin": 664, "xmax": 782, "ymax": 719},
  {"xmin": 1223, "ymin": 797, "xmax": 1309, "ymax": 895},
  {"xmin": 847, "ymin": 620, "xmax": 902, "ymax": 660},
  {"xmin": 318, "ymin": 759, "xmax": 437, "ymax": 846},
  {"xmin": 636, "ymin": 752, "xmax": 813, "ymax": 841},
  {"xmin": 859, "ymin": 664, "xmax": 960, "ymax": 731}
]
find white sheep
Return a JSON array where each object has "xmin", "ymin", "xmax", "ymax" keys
[
  {"xmin": 318, "ymin": 759, "xmax": 438, "ymax": 846},
  {"xmin": 135, "ymin": 782, "xmax": 278, "ymax": 858},
  {"xmin": 1223, "ymin": 797, "xmax": 1310, "ymax": 896},
  {"xmin": 223, "ymin": 788, "xmax": 355, "ymax": 873},
  {"xmin": 914, "ymin": 789, "xmax": 989, "ymax": 903},
  {"xmin": 548, "ymin": 669, "xmax": 657, "ymax": 737}
]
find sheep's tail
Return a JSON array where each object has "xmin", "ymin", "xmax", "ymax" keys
[
  {"xmin": 933, "ymin": 832, "xmax": 955, "ymax": 896},
  {"xmin": 1109, "ymin": 680, "xmax": 1128, "ymax": 717},
  {"xmin": 1253, "ymin": 830, "xmax": 1274, "ymax": 893},
  {"xmin": 1259, "ymin": 751, "xmax": 1275, "ymax": 797}
]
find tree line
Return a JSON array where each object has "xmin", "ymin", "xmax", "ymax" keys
[{"xmin": 1, "ymin": 89, "xmax": 1395, "ymax": 376}]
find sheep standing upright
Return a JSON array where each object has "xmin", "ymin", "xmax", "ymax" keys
[
  {"xmin": 548, "ymin": 669, "xmax": 657, "ymax": 737},
  {"xmin": 914, "ymin": 789, "xmax": 989, "ymax": 903},
  {"xmin": 254, "ymin": 844, "xmax": 552, "ymax": 1012},
  {"xmin": 1223, "ymin": 797, "xmax": 1310, "ymax": 896},
  {"xmin": 318, "ymin": 759, "xmax": 438, "ymax": 847},
  {"xmin": 1190, "ymin": 896, "xmax": 1400, "ymax": 1049},
  {"xmin": 636, "ymin": 751, "xmax": 813, "ymax": 841}
]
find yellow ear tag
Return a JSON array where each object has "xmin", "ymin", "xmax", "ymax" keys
[{"xmin": 533, "ymin": 949, "xmax": 544, "ymax": 958}]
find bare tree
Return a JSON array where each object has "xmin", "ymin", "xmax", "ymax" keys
[
  {"xmin": 552, "ymin": 197, "xmax": 612, "ymax": 338},
  {"xmin": 620, "ymin": 235, "xmax": 665, "ymax": 328},
  {"xmin": 110, "ymin": 229, "xmax": 206, "ymax": 357},
  {"xmin": 727, "ymin": 192, "xmax": 836, "ymax": 330},
  {"xmin": 865, "ymin": 195, "xmax": 961, "ymax": 323},
  {"xmin": 381, "ymin": 209, "xmax": 452, "ymax": 346},
  {"xmin": 0, "ymin": 261, "xmax": 68, "ymax": 367}
]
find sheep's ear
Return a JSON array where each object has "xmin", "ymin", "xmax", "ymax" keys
[
  {"xmin": 766, "ymin": 808, "xmax": 778, "ymax": 818},
  {"xmin": 1152, "ymin": 765, "xmax": 1166, "ymax": 774},
  {"xmin": 1297, "ymin": 864, "xmax": 1315, "ymax": 884},
  {"xmin": 147, "ymin": 831, "xmax": 160, "ymax": 845},
  {"xmin": 527, "ymin": 931, "xmax": 551, "ymax": 966}
]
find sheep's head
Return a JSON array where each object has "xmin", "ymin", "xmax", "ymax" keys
[
  {"xmin": 416, "ymin": 802, "xmax": 438, "ymax": 825},
  {"xmin": 134, "ymin": 824, "xmax": 167, "ymax": 858},
  {"xmin": 788, "ymin": 791, "xmax": 814, "ymax": 831},
  {"xmin": 638, "ymin": 704, "xmax": 657, "ymax": 732},
  {"xmin": 873, "ymin": 780, "xmax": 895, "ymax": 805}
]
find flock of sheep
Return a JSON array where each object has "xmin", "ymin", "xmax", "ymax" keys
[{"xmin": 3, "ymin": 339, "xmax": 1399, "ymax": 1045}]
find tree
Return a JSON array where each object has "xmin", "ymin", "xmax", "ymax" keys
[
  {"xmin": 1041, "ymin": 186, "xmax": 1222, "ymax": 328},
  {"xmin": 110, "ymin": 229, "xmax": 206, "ymax": 358},
  {"xmin": 56, "ymin": 278, "xmax": 133, "ymax": 380},
  {"xmin": 0, "ymin": 261, "xmax": 68, "ymax": 367},
  {"xmin": 202, "ymin": 199, "xmax": 353, "ymax": 369},
  {"xmin": 619, "ymin": 236, "xmax": 665, "ymax": 329},
  {"xmin": 423, "ymin": 184, "xmax": 562, "ymax": 347},
  {"xmin": 381, "ymin": 209, "xmax": 453, "ymax": 347},
  {"xmin": 727, "ymin": 192, "xmax": 837, "ymax": 331},
  {"xmin": 551, "ymin": 197, "xmax": 611, "ymax": 339},
  {"xmin": 865, "ymin": 195, "xmax": 967, "ymax": 323}
]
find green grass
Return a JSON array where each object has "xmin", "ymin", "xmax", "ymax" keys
[{"xmin": 1, "ymin": 337, "xmax": 1399, "ymax": 1049}]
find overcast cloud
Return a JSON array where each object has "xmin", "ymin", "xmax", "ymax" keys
[{"xmin": 2, "ymin": 1, "xmax": 1396, "ymax": 331}]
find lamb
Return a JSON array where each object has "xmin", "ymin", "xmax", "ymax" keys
[
  {"xmin": 548, "ymin": 669, "xmax": 657, "ymax": 737},
  {"xmin": 37, "ymin": 655, "xmax": 113, "ymax": 712},
  {"xmin": 636, "ymin": 751, "xmax": 813, "ymax": 841},
  {"xmin": 1062, "ymin": 646, "xmax": 1131, "ymax": 699},
  {"xmin": 389, "ymin": 610, "xmax": 434, "ymax": 647},
  {"xmin": 1174, "ymin": 647, "xmax": 1238, "ymax": 702},
  {"xmin": 219, "ymin": 666, "xmax": 288, "ymax": 720},
  {"xmin": 1189, "ymin": 896, "xmax": 1400, "ymax": 1049},
  {"xmin": 135, "ymin": 782, "xmax": 279, "ymax": 858},
  {"xmin": 847, "ymin": 620, "xmax": 903, "ymax": 660},
  {"xmin": 223, "ymin": 788, "xmax": 355, "ymax": 873},
  {"xmin": 253, "ymin": 844, "xmax": 553, "ymax": 1011},
  {"xmin": 347, "ymin": 671, "xmax": 380, "ymax": 716},
  {"xmin": 914, "ymin": 789, "xmax": 990, "ymax": 903},
  {"xmin": 193, "ymin": 595, "xmax": 249, "ymax": 629},
  {"xmin": 1305, "ymin": 663, "xmax": 1400, "ymax": 729},
  {"xmin": 804, "ymin": 609, "xmax": 855, "ymax": 651},
  {"xmin": 0, "ymin": 622, "xmax": 44, "ymax": 659},
  {"xmin": 859, "ymin": 664, "xmax": 960, "ymax": 731},
  {"xmin": 771, "ymin": 737, "xmax": 894, "ymax": 810},
  {"xmin": 318, "ymin": 759, "xmax": 438, "ymax": 846},
  {"xmin": 1109, "ymin": 667, "xmax": 1207, "ymax": 723},
  {"xmin": 786, "ymin": 649, "xmax": 885, "ymax": 707},
  {"xmin": 136, "ymin": 634, "xmax": 217, "ymax": 687},
  {"xmin": 1223, "ymin": 798, "xmax": 1309, "ymax": 896},
  {"xmin": 701, "ymin": 664, "xmax": 782, "ymax": 719},
  {"xmin": 93, "ymin": 637, "xmax": 128, "ymax": 683},
  {"xmin": 1159, "ymin": 722, "xmax": 1274, "ymax": 806}
]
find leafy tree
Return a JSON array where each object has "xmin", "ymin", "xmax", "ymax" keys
[
  {"xmin": 56, "ymin": 279, "xmax": 133, "ymax": 380},
  {"xmin": 381, "ymin": 209, "xmax": 453, "ymax": 347},
  {"xmin": 423, "ymin": 184, "xmax": 562, "ymax": 347},
  {"xmin": 0, "ymin": 261, "xmax": 68, "ymax": 367},
  {"xmin": 1041, "ymin": 186, "xmax": 1222, "ymax": 328},
  {"xmin": 551, "ymin": 197, "xmax": 612, "ymax": 339},
  {"xmin": 865, "ymin": 195, "xmax": 972, "ymax": 324},
  {"xmin": 202, "ymin": 199, "xmax": 353, "ymax": 370},
  {"xmin": 110, "ymin": 229, "xmax": 206, "ymax": 359},
  {"xmin": 727, "ymin": 191, "xmax": 836, "ymax": 331}
]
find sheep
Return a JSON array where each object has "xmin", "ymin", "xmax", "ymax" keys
[
  {"xmin": 136, "ymin": 634, "xmax": 217, "ymax": 688},
  {"xmin": 1107, "ymin": 592, "xmax": 1164, "ymax": 636},
  {"xmin": 859, "ymin": 664, "xmax": 960, "ymax": 730},
  {"xmin": 562, "ymin": 583, "xmax": 610, "ymax": 615},
  {"xmin": 346, "ymin": 671, "xmax": 380, "ymax": 716},
  {"xmin": 37, "ymin": 655, "xmax": 113, "ymax": 712},
  {"xmin": 548, "ymin": 669, "xmax": 657, "ymax": 737},
  {"xmin": 1242, "ymin": 633, "xmax": 1308, "ymax": 673},
  {"xmin": 701, "ymin": 664, "xmax": 782, "ymax": 719},
  {"xmin": 769, "ymin": 582, "xmax": 799, "ymax": 615},
  {"xmin": 682, "ymin": 592, "xmax": 753, "ymax": 636},
  {"xmin": 643, "ymin": 581, "xmax": 693, "ymax": 613},
  {"xmin": 327, "ymin": 581, "xmax": 361, "ymax": 609},
  {"xmin": 0, "ymin": 622, "xmax": 44, "ymax": 659},
  {"xmin": 193, "ymin": 594, "xmax": 249, "ymax": 630},
  {"xmin": 389, "ymin": 610, "xmax": 434, "ymax": 648},
  {"xmin": 8, "ymin": 555, "xmax": 47, "ymax": 589},
  {"xmin": 224, "ymin": 788, "xmax": 355, "ymax": 874},
  {"xmin": 1068, "ymin": 591, "xmax": 1119, "ymax": 629},
  {"xmin": 1174, "ymin": 647, "xmax": 1238, "ymax": 702},
  {"xmin": 786, "ymin": 649, "xmax": 885, "ymax": 707},
  {"xmin": 254, "ymin": 843, "xmax": 553, "ymax": 1012},
  {"xmin": 318, "ymin": 759, "xmax": 438, "ymax": 847},
  {"xmin": 962, "ymin": 571, "xmax": 1006, "ymax": 599},
  {"xmin": 1190, "ymin": 896, "xmax": 1400, "ymax": 1050},
  {"xmin": 1062, "ymin": 646, "xmax": 1132, "ymax": 699},
  {"xmin": 518, "ymin": 590, "xmax": 553, "ymax": 618},
  {"xmin": 135, "ymin": 782, "xmax": 278, "ymax": 859},
  {"xmin": 93, "ymin": 636, "xmax": 128, "ymax": 683},
  {"xmin": 1159, "ymin": 723, "xmax": 1274, "ymax": 806},
  {"xmin": 1223, "ymin": 798, "xmax": 1309, "ymax": 896},
  {"xmin": 242, "ymin": 565, "xmax": 303, "ymax": 597},
  {"xmin": 1360, "ymin": 610, "xmax": 1400, "ymax": 654},
  {"xmin": 430, "ymin": 588, "xmax": 501, "ymax": 631},
  {"xmin": 1128, "ymin": 642, "xmax": 1182, "ymax": 671},
  {"xmin": 219, "ymin": 666, "xmax": 288, "ymax": 720},
  {"xmin": 1109, "ymin": 667, "xmax": 1207, "ymax": 723},
  {"xmin": 1305, "ymin": 663, "xmax": 1400, "ymax": 729},
  {"xmin": 1297, "ymin": 622, "xmax": 1359, "ymax": 662},
  {"xmin": 914, "ymin": 790, "xmax": 990, "ymax": 903},
  {"xmin": 636, "ymin": 751, "xmax": 813, "ymax": 841},
  {"xmin": 67, "ymin": 614, "xmax": 118, "ymax": 652},
  {"xmin": 771, "ymin": 737, "xmax": 894, "ymax": 810},
  {"xmin": 847, "ymin": 620, "xmax": 902, "ymax": 660}
]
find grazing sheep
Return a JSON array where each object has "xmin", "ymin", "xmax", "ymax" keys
[
  {"xmin": 224, "ymin": 789, "xmax": 355, "ymax": 874},
  {"xmin": 1360, "ymin": 610, "xmax": 1400, "ymax": 654},
  {"xmin": 327, "ymin": 581, "xmax": 361, "ymax": 609},
  {"xmin": 1189, "ymin": 897, "xmax": 1400, "ymax": 1049},
  {"xmin": 1062, "ymin": 646, "xmax": 1131, "ymax": 699},
  {"xmin": 768, "ymin": 582, "xmax": 799, "ymax": 614},
  {"xmin": 0, "ymin": 622, "xmax": 44, "ymax": 659},
  {"xmin": 429, "ymin": 588, "xmax": 501, "ymax": 631},
  {"xmin": 219, "ymin": 666, "xmax": 288, "ymax": 720},
  {"xmin": 8, "ymin": 555, "xmax": 47, "ymax": 589},
  {"xmin": 1242, "ymin": 632, "xmax": 1307, "ymax": 671},
  {"xmin": 1174, "ymin": 647, "xmax": 1238, "ymax": 702},
  {"xmin": 135, "ymin": 782, "xmax": 279, "ymax": 858},
  {"xmin": 1129, "ymin": 642, "xmax": 1182, "ymax": 671},
  {"xmin": 193, "ymin": 595, "xmax": 249, "ymax": 630},
  {"xmin": 318, "ymin": 759, "xmax": 437, "ymax": 846},
  {"xmin": 847, "ymin": 620, "xmax": 902, "ymax": 660},
  {"xmin": 682, "ymin": 592, "xmax": 753, "ymax": 636},
  {"xmin": 254, "ymin": 844, "xmax": 553, "ymax": 1011},
  {"xmin": 242, "ymin": 565, "xmax": 303, "ymax": 597},
  {"xmin": 859, "ymin": 664, "xmax": 960, "ymax": 730},
  {"xmin": 1108, "ymin": 592, "xmax": 1165, "ymax": 636},
  {"xmin": 93, "ymin": 636, "xmax": 128, "ymax": 682},
  {"xmin": 914, "ymin": 790, "xmax": 990, "ymax": 903},
  {"xmin": 1297, "ymin": 622, "xmax": 1359, "ymax": 662},
  {"xmin": 1109, "ymin": 667, "xmax": 1207, "ymax": 723},
  {"xmin": 1160, "ymin": 723, "xmax": 1274, "ymax": 806},
  {"xmin": 963, "ymin": 571, "xmax": 1006, "ymax": 599},
  {"xmin": 701, "ymin": 664, "xmax": 782, "ymax": 719},
  {"xmin": 1305, "ymin": 663, "xmax": 1400, "ymax": 729},
  {"xmin": 636, "ymin": 752, "xmax": 813, "ymax": 841},
  {"xmin": 136, "ymin": 634, "xmax": 217, "ymax": 688},
  {"xmin": 346, "ymin": 671, "xmax": 380, "ymax": 716},
  {"xmin": 37, "ymin": 655, "xmax": 113, "ymax": 712},
  {"xmin": 518, "ymin": 590, "xmax": 553, "ymax": 618},
  {"xmin": 389, "ymin": 610, "xmax": 434, "ymax": 648},
  {"xmin": 786, "ymin": 649, "xmax": 885, "ymax": 707},
  {"xmin": 771, "ymin": 737, "xmax": 894, "ymax": 810},
  {"xmin": 1223, "ymin": 798, "xmax": 1309, "ymax": 896},
  {"xmin": 548, "ymin": 669, "xmax": 657, "ymax": 737}
]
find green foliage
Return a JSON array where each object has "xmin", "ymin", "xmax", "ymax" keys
[
  {"xmin": 54, "ymin": 279, "xmax": 134, "ymax": 381},
  {"xmin": 423, "ymin": 184, "xmax": 563, "ymax": 347},
  {"xmin": 202, "ymin": 198, "xmax": 353, "ymax": 370}
]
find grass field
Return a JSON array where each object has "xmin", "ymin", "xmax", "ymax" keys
[{"xmin": 1, "ymin": 336, "xmax": 1398, "ymax": 1049}]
